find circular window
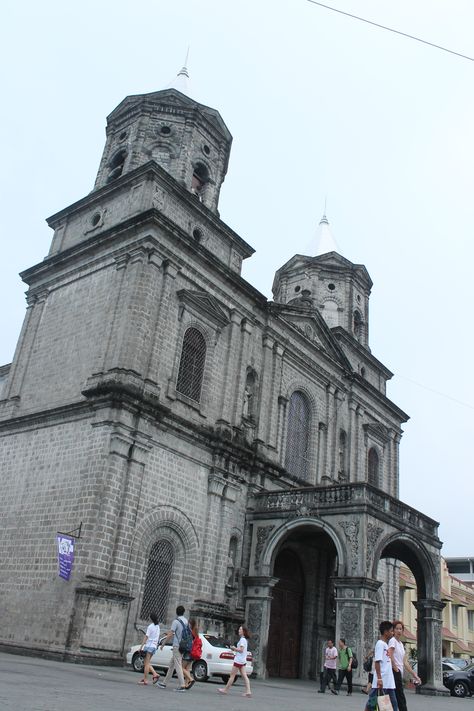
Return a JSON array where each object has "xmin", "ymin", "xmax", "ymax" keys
[
  {"xmin": 203, "ymin": 144, "xmax": 211, "ymax": 155},
  {"xmin": 119, "ymin": 131, "xmax": 127, "ymax": 141},
  {"xmin": 294, "ymin": 285, "xmax": 301, "ymax": 293},
  {"xmin": 328, "ymin": 283, "xmax": 336, "ymax": 291},
  {"xmin": 91, "ymin": 212, "xmax": 101, "ymax": 227},
  {"xmin": 193, "ymin": 228, "xmax": 203, "ymax": 242},
  {"xmin": 160, "ymin": 125, "xmax": 171, "ymax": 135}
]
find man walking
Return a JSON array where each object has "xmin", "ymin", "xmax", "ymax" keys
[
  {"xmin": 335, "ymin": 637, "xmax": 353, "ymax": 695},
  {"xmin": 157, "ymin": 605, "xmax": 189, "ymax": 692},
  {"xmin": 365, "ymin": 620, "xmax": 399, "ymax": 711},
  {"xmin": 318, "ymin": 639, "xmax": 338, "ymax": 694}
]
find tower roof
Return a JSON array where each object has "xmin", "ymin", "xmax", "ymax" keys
[{"xmin": 313, "ymin": 213, "xmax": 340, "ymax": 256}]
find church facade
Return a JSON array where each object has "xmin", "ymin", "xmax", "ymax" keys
[{"xmin": 0, "ymin": 84, "xmax": 443, "ymax": 688}]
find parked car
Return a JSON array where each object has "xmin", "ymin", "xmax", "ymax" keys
[
  {"xmin": 443, "ymin": 657, "xmax": 469, "ymax": 670},
  {"xmin": 126, "ymin": 632, "xmax": 253, "ymax": 683},
  {"xmin": 443, "ymin": 663, "xmax": 474, "ymax": 697}
]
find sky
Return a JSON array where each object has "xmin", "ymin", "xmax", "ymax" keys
[{"xmin": 0, "ymin": 0, "xmax": 473, "ymax": 557}]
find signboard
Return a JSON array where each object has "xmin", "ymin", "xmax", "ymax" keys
[{"xmin": 57, "ymin": 534, "xmax": 75, "ymax": 580}]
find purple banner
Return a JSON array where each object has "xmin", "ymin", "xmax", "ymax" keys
[{"xmin": 57, "ymin": 534, "xmax": 75, "ymax": 580}]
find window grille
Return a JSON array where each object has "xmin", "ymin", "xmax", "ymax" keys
[
  {"xmin": 140, "ymin": 540, "xmax": 174, "ymax": 621},
  {"xmin": 368, "ymin": 447, "xmax": 379, "ymax": 487},
  {"xmin": 176, "ymin": 327, "xmax": 206, "ymax": 402},
  {"xmin": 284, "ymin": 391, "xmax": 310, "ymax": 480}
]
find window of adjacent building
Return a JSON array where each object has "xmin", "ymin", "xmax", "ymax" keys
[
  {"xmin": 468, "ymin": 610, "xmax": 474, "ymax": 631},
  {"xmin": 399, "ymin": 589, "xmax": 404, "ymax": 616},
  {"xmin": 368, "ymin": 447, "xmax": 379, "ymax": 487},
  {"xmin": 451, "ymin": 604, "xmax": 459, "ymax": 628},
  {"xmin": 284, "ymin": 390, "xmax": 310, "ymax": 480},
  {"xmin": 176, "ymin": 327, "xmax": 206, "ymax": 402},
  {"xmin": 140, "ymin": 539, "xmax": 174, "ymax": 621}
]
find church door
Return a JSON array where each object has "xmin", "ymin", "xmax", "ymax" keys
[{"xmin": 266, "ymin": 549, "xmax": 304, "ymax": 678}]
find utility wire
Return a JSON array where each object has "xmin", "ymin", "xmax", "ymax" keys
[
  {"xmin": 307, "ymin": 0, "xmax": 474, "ymax": 63},
  {"xmin": 396, "ymin": 374, "xmax": 474, "ymax": 411}
]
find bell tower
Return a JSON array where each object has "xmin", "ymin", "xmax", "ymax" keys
[{"xmin": 93, "ymin": 85, "xmax": 232, "ymax": 213}]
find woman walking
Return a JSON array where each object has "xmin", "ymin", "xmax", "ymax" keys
[
  {"xmin": 182, "ymin": 618, "xmax": 201, "ymax": 689},
  {"xmin": 218, "ymin": 625, "xmax": 252, "ymax": 698},
  {"xmin": 389, "ymin": 621, "xmax": 421, "ymax": 711},
  {"xmin": 138, "ymin": 612, "xmax": 160, "ymax": 685}
]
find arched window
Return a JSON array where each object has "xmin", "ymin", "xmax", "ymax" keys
[
  {"xmin": 338, "ymin": 429, "xmax": 347, "ymax": 477},
  {"xmin": 176, "ymin": 327, "xmax": 206, "ymax": 402},
  {"xmin": 140, "ymin": 539, "xmax": 174, "ymax": 620},
  {"xmin": 353, "ymin": 310, "xmax": 362, "ymax": 340},
  {"xmin": 368, "ymin": 447, "xmax": 379, "ymax": 487},
  {"xmin": 284, "ymin": 390, "xmax": 311, "ymax": 480},
  {"xmin": 107, "ymin": 148, "xmax": 127, "ymax": 182},
  {"xmin": 191, "ymin": 162, "xmax": 209, "ymax": 197}
]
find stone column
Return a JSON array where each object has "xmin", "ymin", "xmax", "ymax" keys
[
  {"xmin": 325, "ymin": 385, "xmax": 337, "ymax": 479},
  {"xmin": 348, "ymin": 400, "xmax": 358, "ymax": 481},
  {"xmin": 317, "ymin": 422, "xmax": 327, "ymax": 483},
  {"xmin": 243, "ymin": 576, "xmax": 279, "ymax": 679},
  {"xmin": 392, "ymin": 433, "xmax": 401, "ymax": 498},
  {"xmin": 219, "ymin": 310, "xmax": 241, "ymax": 423},
  {"xmin": 413, "ymin": 598, "xmax": 445, "ymax": 693},
  {"xmin": 195, "ymin": 472, "xmax": 226, "ymax": 599},
  {"xmin": 256, "ymin": 335, "xmax": 275, "ymax": 443},
  {"xmin": 333, "ymin": 577, "xmax": 382, "ymax": 682},
  {"xmin": 268, "ymin": 344, "xmax": 284, "ymax": 449},
  {"xmin": 276, "ymin": 396, "xmax": 288, "ymax": 458},
  {"xmin": 149, "ymin": 259, "xmax": 180, "ymax": 387}
]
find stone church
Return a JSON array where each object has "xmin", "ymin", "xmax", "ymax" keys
[{"xmin": 0, "ymin": 72, "xmax": 444, "ymax": 689}]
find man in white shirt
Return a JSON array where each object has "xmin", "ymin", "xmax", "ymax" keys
[
  {"xmin": 318, "ymin": 639, "xmax": 338, "ymax": 694},
  {"xmin": 365, "ymin": 621, "xmax": 398, "ymax": 711}
]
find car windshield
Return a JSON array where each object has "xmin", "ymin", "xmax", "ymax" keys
[{"xmin": 203, "ymin": 634, "xmax": 231, "ymax": 649}]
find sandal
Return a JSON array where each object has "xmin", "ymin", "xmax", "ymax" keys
[
  {"xmin": 186, "ymin": 680, "xmax": 195, "ymax": 689},
  {"xmin": 152, "ymin": 675, "xmax": 160, "ymax": 684},
  {"xmin": 242, "ymin": 692, "xmax": 252, "ymax": 697},
  {"xmin": 218, "ymin": 689, "xmax": 228, "ymax": 694},
  {"xmin": 138, "ymin": 679, "xmax": 148, "ymax": 685}
]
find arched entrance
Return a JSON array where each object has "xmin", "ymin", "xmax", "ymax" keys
[
  {"xmin": 267, "ymin": 549, "xmax": 304, "ymax": 677},
  {"xmin": 266, "ymin": 525, "xmax": 339, "ymax": 679}
]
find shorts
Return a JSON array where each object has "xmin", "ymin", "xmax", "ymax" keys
[
  {"xmin": 233, "ymin": 662, "xmax": 245, "ymax": 669},
  {"xmin": 143, "ymin": 644, "xmax": 157, "ymax": 655}
]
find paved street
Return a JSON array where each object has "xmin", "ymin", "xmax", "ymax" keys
[{"xmin": 0, "ymin": 652, "xmax": 470, "ymax": 711}]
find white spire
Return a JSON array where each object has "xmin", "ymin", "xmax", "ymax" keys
[
  {"xmin": 167, "ymin": 48, "xmax": 191, "ymax": 95},
  {"xmin": 313, "ymin": 212, "xmax": 340, "ymax": 256}
]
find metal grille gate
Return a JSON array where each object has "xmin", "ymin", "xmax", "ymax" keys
[{"xmin": 140, "ymin": 539, "xmax": 175, "ymax": 622}]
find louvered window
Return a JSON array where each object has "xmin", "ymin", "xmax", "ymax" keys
[
  {"xmin": 176, "ymin": 327, "xmax": 206, "ymax": 402},
  {"xmin": 140, "ymin": 540, "xmax": 174, "ymax": 621},
  {"xmin": 284, "ymin": 391, "xmax": 310, "ymax": 480}
]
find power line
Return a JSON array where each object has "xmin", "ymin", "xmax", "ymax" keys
[
  {"xmin": 396, "ymin": 374, "xmax": 474, "ymax": 411},
  {"xmin": 307, "ymin": 0, "xmax": 474, "ymax": 63}
]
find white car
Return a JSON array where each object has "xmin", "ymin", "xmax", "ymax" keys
[{"xmin": 126, "ymin": 632, "xmax": 253, "ymax": 683}]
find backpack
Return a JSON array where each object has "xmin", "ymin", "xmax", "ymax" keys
[
  {"xmin": 178, "ymin": 619, "xmax": 193, "ymax": 654},
  {"xmin": 349, "ymin": 648, "xmax": 358, "ymax": 669},
  {"xmin": 363, "ymin": 655, "xmax": 373, "ymax": 673},
  {"xmin": 191, "ymin": 633, "xmax": 202, "ymax": 660}
]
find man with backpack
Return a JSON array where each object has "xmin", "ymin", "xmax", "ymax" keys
[
  {"xmin": 335, "ymin": 638, "xmax": 353, "ymax": 695},
  {"xmin": 157, "ymin": 605, "xmax": 192, "ymax": 692}
]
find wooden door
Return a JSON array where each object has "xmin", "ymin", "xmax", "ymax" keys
[{"xmin": 266, "ymin": 549, "xmax": 304, "ymax": 678}]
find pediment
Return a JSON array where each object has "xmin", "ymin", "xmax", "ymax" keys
[
  {"xmin": 177, "ymin": 289, "xmax": 230, "ymax": 329},
  {"xmin": 271, "ymin": 303, "xmax": 352, "ymax": 371}
]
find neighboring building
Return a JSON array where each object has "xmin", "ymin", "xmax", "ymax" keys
[
  {"xmin": 0, "ymin": 73, "xmax": 444, "ymax": 688},
  {"xmin": 399, "ymin": 559, "xmax": 474, "ymax": 660},
  {"xmin": 445, "ymin": 558, "xmax": 474, "ymax": 585}
]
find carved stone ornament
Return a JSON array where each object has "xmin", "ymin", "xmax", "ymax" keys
[
  {"xmin": 339, "ymin": 519, "xmax": 359, "ymax": 572},
  {"xmin": 254, "ymin": 526, "xmax": 275, "ymax": 571},
  {"xmin": 366, "ymin": 522, "xmax": 383, "ymax": 574},
  {"xmin": 340, "ymin": 606, "xmax": 359, "ymax": 643}
]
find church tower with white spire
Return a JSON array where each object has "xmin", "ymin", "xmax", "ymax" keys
[{"xmin": 272, "ymin": 213, "xmax": 372, "ymax": 349}]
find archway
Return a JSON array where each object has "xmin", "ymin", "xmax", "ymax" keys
[{"xmin": 266, "ymin": 525, "xmax": 338, "ymax": 679}]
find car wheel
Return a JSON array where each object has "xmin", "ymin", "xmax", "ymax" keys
[
  {"xmin": 192, "ymin": 659, "xmax": 208, "ymax": 682},
  {"xmin": 132, "ymin": 653, "xmax": 145, "ymax": 673},
  {"xmin": 452, "ymin": 681, "xmax": 468, "ymax": 698}
]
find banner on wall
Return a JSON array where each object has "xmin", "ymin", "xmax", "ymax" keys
[{"xmin": 56, "ymin": 534, "xmax": 75, "ymax": 580}]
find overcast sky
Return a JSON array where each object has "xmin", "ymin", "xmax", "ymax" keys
[{"xmin": 1, "ymin": 0, "xmax": 473, "ymax": 557}]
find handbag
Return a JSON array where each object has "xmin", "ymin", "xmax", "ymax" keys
[{"xmin": 376, "ymin": 691, "xmax": 394, "ymax": 711}]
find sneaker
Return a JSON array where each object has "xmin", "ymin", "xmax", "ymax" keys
[
  {"xmin": 317, "ymin": 690, "xmax": 325, "ymax": 693},
  {"xmin": 156, "ymin": 682, "xmax": 166, "ymax": 688},
  {"xmin": 174, "ymin": 687, "xmax": 186, "ymax": 692},
  {"xmin": 330, "ymin": 689, "xmax": 338, "ymax": 695}
]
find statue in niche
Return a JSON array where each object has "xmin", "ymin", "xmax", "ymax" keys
[{"xmin": 242, "ymin": 369, "xmax": 257, "ymax": 421}]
